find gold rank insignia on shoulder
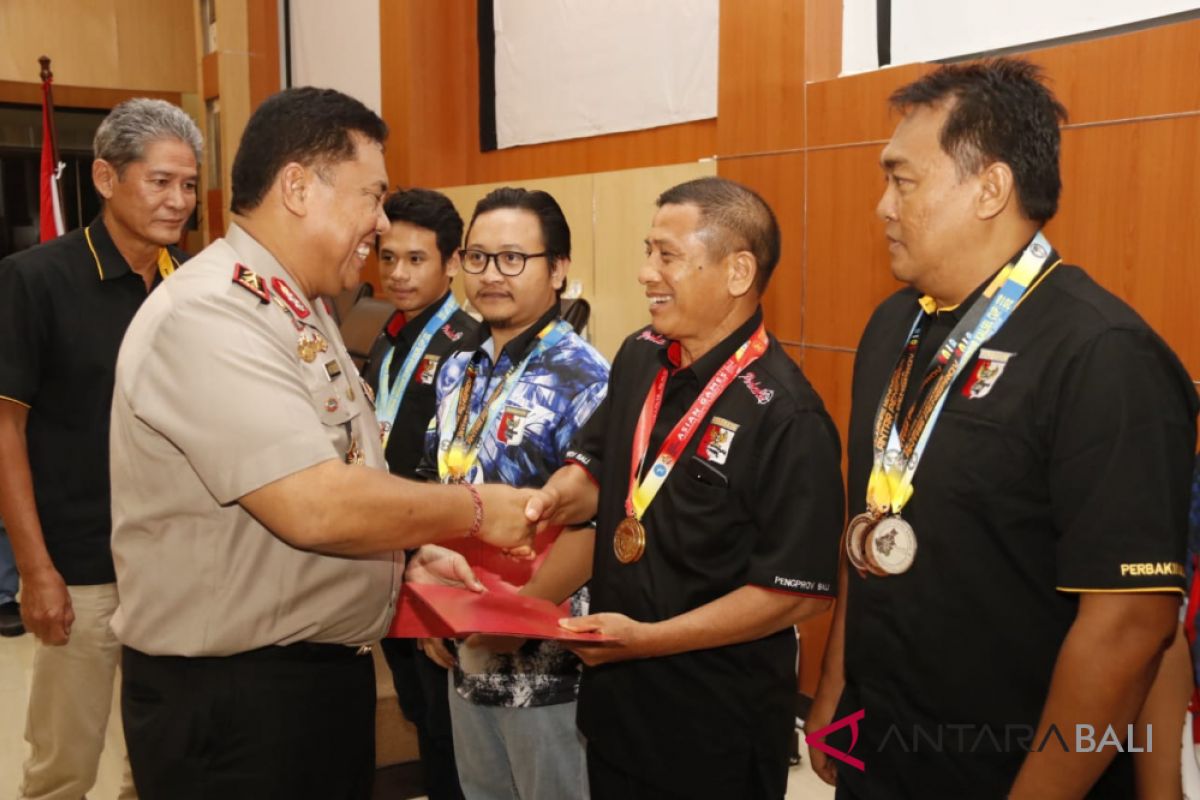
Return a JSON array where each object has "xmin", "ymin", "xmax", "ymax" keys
[
  {"xmin": 345, "ymin": 437, "xmax": 365, "ymax": 465},
  {"xmin": 298, "ymin": 329, "xmax": 328, "ymax": 362},
  {"xmin": 232, "ymin": 264, "xmax": 270, "ymax": 304}
]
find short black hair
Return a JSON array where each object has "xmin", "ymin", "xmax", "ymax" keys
[
  {"xmin": 889, "ymin": 58, "xmax": 1068, "ymax": 224},
  {"xmin": 656, "ymin": 176, "xmax": 781, "ymax": 293},
  {"xmin": 230, "ymin": 86, "xmax": 388, "ymax": 215},
  {"xmin": 466, "ymin": 187, "xmax": 571, "ymax": 263},
  {"xmin": 381, "ymin": 188, "xmax": 463, "ymax": 262}
]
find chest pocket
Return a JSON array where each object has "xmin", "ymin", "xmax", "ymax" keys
[{"xmin": 303, "ymin": 355, "xmax": 361, "ymax": 429}]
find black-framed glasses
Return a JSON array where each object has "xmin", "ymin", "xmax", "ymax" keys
[{"xmin": 459, "ymin": 248, "xmax": 548, "ymax": 277}]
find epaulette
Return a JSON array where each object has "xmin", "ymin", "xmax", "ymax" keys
[
  {"xmin": 271, "ymin": 276, "xmax": 310, "ymax": 319},
  {"xmin": 232, "ymin": 263, "xmax": 270, "ymax": 303}
]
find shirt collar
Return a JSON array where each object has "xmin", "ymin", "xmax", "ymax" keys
[
  {"xmin": 657, "ymin": 307, "xmax": 765, "ymax": 383},
  {"xmin": 386, "ymin": 291, "xmax": 455, "ymax": 344},
  {"xmin": 916, "ymin": 238, "xmax": 1042, "ymax": 321},
  {"xmin": 85, "ymin": 216, "xmax": 134, "ymax": 282},
  {"xmin": 478, "ymin": 303, "xmax": 561, "ymax": 366}
]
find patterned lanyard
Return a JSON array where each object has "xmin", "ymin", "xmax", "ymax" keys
[
  {"xmin": 436, "ymin": 319, "xmax": 572, "ymax": 483},
  {"xmin": 375, "ymin": 295, "xmax": 459, "ymax": 449},
  {"xmin": 867, "ymin": 232, "xmax": 1060, "ymax": 517}
]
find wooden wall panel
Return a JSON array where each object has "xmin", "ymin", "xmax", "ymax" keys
[
  {"xmin": 804, "ymin": 145, "xmax": 902, "ymax": 349},
  {"xmin": 782, "ymin": 343, "xmax": 851, "ymax": 696},
  {"xmin": 1048, "ymin": 117, "xmax": 1200, "ymax": 379},
  {"xmin": 1025, "ymin": 19, "xmax": 1200, "ymax": 128},
  {"xmin": 807, "ymin": 64, "xmax": 928, "ymax": 147},
  {"xmin": 379, "ymin": 1, "xmax": 716, "ymax": 192},
  {"xmin": 0, "ymin": 0, "xmax": 197, "ymax": 92},
  {"xmin": 716, "ymin": 0, "xmax": 806, "ymax": 156},
  {"xmin": 804, "ymin": 0, "xmax": 842, "ymax": 84},
  {"xmin": 246, "ymin": 0, "xmax": 281, "ymax": 108},
  {"xmin": 718, "ymin": 153, "xmax": 806, "ymax": 343}
]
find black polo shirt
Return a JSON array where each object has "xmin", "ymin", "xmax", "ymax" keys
[
  {"xmin": 568, "ymin": 308, "xmax": 844, "ymax": 797},
  {"xmin": 0, "ymin": 217, "xmax": 184, "ymax": 585},
  {"xmin": 363, "ymin": 292, "xmax": 478, "ymax": 479},
  {"xmin": 835, "ymin": 262, "xmax": 1198, "ymax": 799}
]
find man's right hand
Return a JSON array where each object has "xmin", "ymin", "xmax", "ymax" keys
[
  {"xmin": 473, "ymin": 484, "xmax": 537, "ymax": 554},
  {"xmin": 21, "ymin": 566, "xmax": 74, "ymax": 645}
]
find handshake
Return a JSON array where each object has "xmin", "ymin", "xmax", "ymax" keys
[
  {"xmin": 469, "ymin": 483, "xmax": 565, "ymax": 556},
  {"xmin": 468, "ymin": 463, "xmax": 596, "ymax": 555}
]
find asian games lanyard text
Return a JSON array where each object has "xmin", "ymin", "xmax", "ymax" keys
[
  {"xmin": 375, "ymin": 295, "xmax": 460, "ymax": 449},
  {"xmin": 626, "ymin": 323, "xmax": 770, "ymax": 519},
  {"xmin": 436, "ymin": 318, "xmax": 572, "ymax": 483},
  {"xmin": 867, "ymin": 232, "xmax": 1060, "ymax": 517}
]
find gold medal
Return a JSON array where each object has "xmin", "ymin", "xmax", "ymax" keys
[
  {"xmin": 297, "ymin": 329, "xmax": 328, "ymax": 363},
  {"xmin": 613, "ymin": 516, "xmax": 646, "ymax": 564},
  {"xmin": 844, "ymin": 512, "xmax": 876, "ymax": 576},
  {"xmin": 864, "ymin": 516, "xmax": 917, "ymax": 576}
]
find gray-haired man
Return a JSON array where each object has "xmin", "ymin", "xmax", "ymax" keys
[{"xmin": 0, "ymin": 97, "xmax": 201, "ymax": 800}]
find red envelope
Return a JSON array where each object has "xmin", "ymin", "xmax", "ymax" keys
[{"xmin": 387, "ymin": 582, "xmax": 612, "ymax": 642}]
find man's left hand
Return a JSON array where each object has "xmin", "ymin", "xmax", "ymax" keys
[
  {"xmin": 404, "ymin": 545, "xmax": 483, "ymax": 592},
  {"xmin": 559, "ymin": 613, "xmax": 656, "ymax": 665}
]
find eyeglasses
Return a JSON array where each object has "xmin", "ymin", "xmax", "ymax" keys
[{"xmin": 459, "ymin": 248, "xmax": 548, "ymax": 277}]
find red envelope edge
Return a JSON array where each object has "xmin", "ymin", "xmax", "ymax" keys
[{"xmin": 387, "ymin": 583, "xmax": 612, "ymax": 642}]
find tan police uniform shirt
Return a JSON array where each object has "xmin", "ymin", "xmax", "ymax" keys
[{"xmin": 110, "ymin": 223, "xmax": 399, "ymax": 656}]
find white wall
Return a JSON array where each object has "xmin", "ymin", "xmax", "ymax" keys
[{"xmin": 289, "ymin": 0, "xmax": 382, "ymax": 113}]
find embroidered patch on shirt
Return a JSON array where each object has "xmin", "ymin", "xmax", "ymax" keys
[
  {"xmin": 962, "ymin": 349, "xmax": 1015, "ymax": 399},
  {"xmin": 496, "ymin": 405, "xmax": 530, "ymax": 446},
  {"xmin": 698, "ymin": 416, "xmax": 740, "ymax": 465},
  {"xmin": 414, "ymin": 354, "xmax": 440, "ymax": 386}
]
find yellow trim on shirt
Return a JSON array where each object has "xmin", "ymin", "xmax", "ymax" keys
[
  {"xmin": 84, "ymin": 225, "xmax": 105, "ymax": 279},
  {"xmin": 0, "ymin": 394, "xmax": 31, "ymax": 409},
  {"xmin": 1056, "ymin": 585, "xmax": 1185, "ymax": 595}
]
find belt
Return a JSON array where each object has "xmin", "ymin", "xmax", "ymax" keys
[
  {"xmin": 124, "ymin": 642, "xmax": 374, "ymax": 662},
  {"xmin": 246, "ymin": 642, "xmax": 374, "ymax": 661}
]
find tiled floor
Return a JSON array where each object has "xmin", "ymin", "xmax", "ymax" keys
[{"xmin": 0, "ymin": 631, "xmax": 834, "ymax": 799}]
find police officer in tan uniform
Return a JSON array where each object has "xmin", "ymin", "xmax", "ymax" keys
[{"xmin": 109, "ymin": 87, "xmax": 537, "ymax": 800}]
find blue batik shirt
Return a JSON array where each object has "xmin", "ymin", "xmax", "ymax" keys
[{"xmin": 421, "ymin": 306, "xmax": 609, "ymax": 707}]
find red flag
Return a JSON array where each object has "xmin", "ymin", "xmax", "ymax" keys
[{"xmin": 39, "ymin": 63, "xmax": 65, "ymax": 242}]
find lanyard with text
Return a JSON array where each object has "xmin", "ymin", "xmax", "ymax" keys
[
  {"xmin": 867, "ymin": 232, "xmax": 1058, "ymax": 518},
  {"xmin": 612, "ymin": 323, "xmax": 769, "ymax": 564},
  {"xmin": 629, "ymin": 324, "xmax": 771, "ymax": 518},
  {"xmin": 375, "ymin": 295, "xmax": 459, "ymax": 449},
  {"xmin": 436, "ymin": 318, "xmax": 572, "ymax": 483}
]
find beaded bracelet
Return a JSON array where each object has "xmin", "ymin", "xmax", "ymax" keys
[{"xmin": 464, "ymin": 483, "xmax": 484, "ymax": 539}]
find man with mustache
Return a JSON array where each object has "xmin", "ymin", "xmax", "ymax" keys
[
  {"xmin": 528, "ymin": 176, "xmax": 844, "ymax": 799},
  {"xmin": 417, "ymin": 186, "xmax": 609, "ymax": 799},
  {"xmin": 107, "ymin": 88, "xmax": 536, "ymax": 799}
]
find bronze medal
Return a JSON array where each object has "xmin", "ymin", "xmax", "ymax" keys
[
  {"xmin": 613, "ymin": 516, "xmax": 646, "ymax": 564},
  {"xmin": 864, "ymin": 516, "xmax": 917, "ymax": 576},
  {"xmin": 844, "ymin": 512, "xmax": 876, "ymax": 576}
]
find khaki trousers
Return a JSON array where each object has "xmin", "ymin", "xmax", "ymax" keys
[{"xmin": 20, "ymin": 582, "xmax": 135, "ymax": 800}]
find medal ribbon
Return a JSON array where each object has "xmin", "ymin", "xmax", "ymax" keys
[
  {"xmin": 867, "ymin": 232, "xmax": 1060, "ymax": 516},
  {"xmin": 435, "ymin": 318, "xmax": 573, "ymax": 483},
  {"xmin": 626, "ymin": 323, "xmax": 769, "ymax": 519},
  {"xmin": 375, "ymin": 295, "xmax": 459, "ymax": 449}
]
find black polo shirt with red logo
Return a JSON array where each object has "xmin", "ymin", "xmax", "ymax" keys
[
  {"xmin": 567, "ymin": 308, "xmax": 844, "ymax": 797},
  {"xmin": 363, "ymin": 292, "xmax": 478, "ymax": 480},
  {"xmin": 834, "ymin": 262, "xmax": 1198, "ymax": 799},
  {"xmin": 0, "ymin": 217, "xmax": 184, "ymax": 585}
]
